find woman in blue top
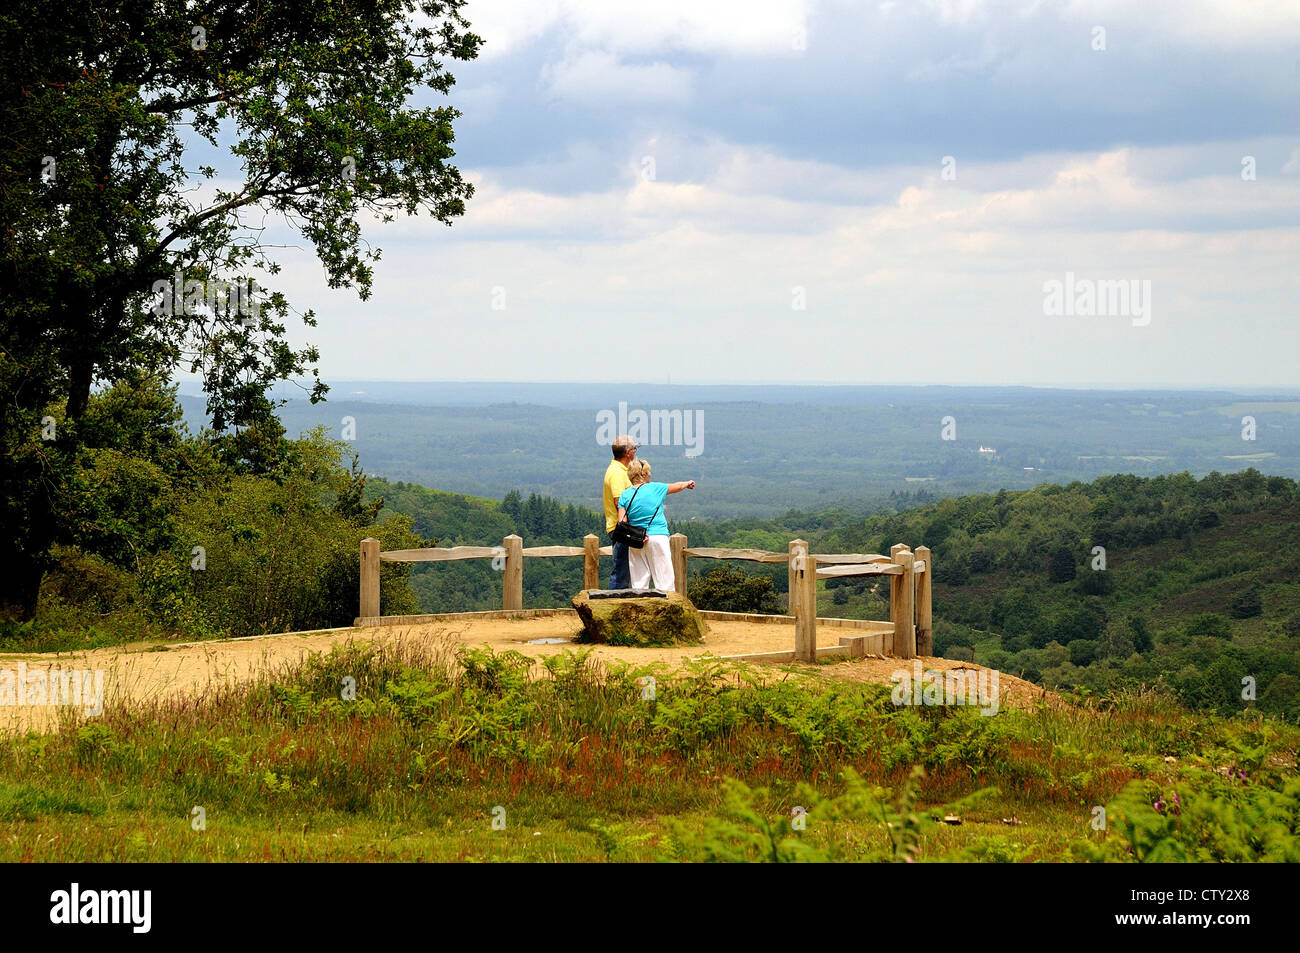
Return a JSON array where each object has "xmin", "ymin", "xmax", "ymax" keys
[{"xmin": 615, "ymin": 459, "xmax": 696, "ymax": 591}]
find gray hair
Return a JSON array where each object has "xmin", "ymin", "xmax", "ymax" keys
[{"xmin": 612, "ymin": 434, "xmax": 636, "ymax": 460}]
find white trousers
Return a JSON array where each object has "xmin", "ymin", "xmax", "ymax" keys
[{"xmin": 628, "ymin": 534, "xmax": 674, "ymax": 591}]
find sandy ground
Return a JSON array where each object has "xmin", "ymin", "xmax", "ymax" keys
[{"xmin": 0, "ymin": 613, "xmax": 1049, "ymax": 734}]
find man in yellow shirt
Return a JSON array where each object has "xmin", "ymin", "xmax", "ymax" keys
[{"xmin": 602, "ymin": 435, "xmax": 636, "ymax": 588}]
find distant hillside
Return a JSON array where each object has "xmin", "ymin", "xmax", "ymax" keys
[
  {"xmin": 180, "ymin": 386, "xmax": 1300, "ymax": 519},
  {"xmin": 803, "ymin": 469, "xmax": 1300, "ymax": 718}
]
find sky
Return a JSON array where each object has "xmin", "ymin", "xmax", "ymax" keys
[{"xmin": 210, "ymin": 0, "xmax": 1300, "ymax": 390}]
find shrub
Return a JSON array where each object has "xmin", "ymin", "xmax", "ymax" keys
[
  {"xmin": 688, "ymin": 565, "xmax": 782, "ymax": 614},
  {"xmin": 1069, "ymin": 640, "xmax": 1098, "ymax": 667},
  {"xmin": 1128, "ymin": 615, "xmax": 1154, "ymax": 653},
  {"xmin": 1079, "ymin": 569, "xmax": 1114, "ymax": 596},
  {"xmin": 144, "ymin": 433, "xmax": 422, "ymax": 638},
  {"xmin": 1083, "ymin": 774, "xmax": 1300, "ymax": 862},
  {"xmin": 1184, "ymin": 613, "xmax": 1232, "ymax": 641},
  {"xmin": 1227, "ymin": 582, "xmax": 1263, "ymax": 620},
  {"xmin": 1047, "ymin": 545, "xmax": 1078, "ymax": 583}
]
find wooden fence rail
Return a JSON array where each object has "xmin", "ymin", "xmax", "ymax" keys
[{"xmin": 358, "ymin": 531, "xmax": 933, "ymax": 662}]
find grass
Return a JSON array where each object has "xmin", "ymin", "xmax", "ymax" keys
[
  {"xmin": 0, "ymin": 598, "xmax": 185, "ymax": 655},
  {"xmin": 0, "ymin": 638, "xmax": 1296, "ymax": 862}
]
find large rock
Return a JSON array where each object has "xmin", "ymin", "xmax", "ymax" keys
[{"xmin": 571, "ymin": 590, "xmax": 708, "ymax": 647}]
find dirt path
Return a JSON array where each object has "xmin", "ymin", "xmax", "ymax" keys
[{"xmin": 0, "ymin": 613, "xmax": 1049, "ymax": 734}]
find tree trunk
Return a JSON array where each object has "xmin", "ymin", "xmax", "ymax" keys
[
  {"xmin": 65, "ymin": 353, "xmax": 94, "ymax": 422},
  {"xmin": 0, "ymin": 549, "xmax": 47, "ymax": 621}
]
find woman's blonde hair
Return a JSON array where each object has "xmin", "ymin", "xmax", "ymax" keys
[{"xmin": 626, "ymin": 459, "xmax": 651, "ymax": 484}]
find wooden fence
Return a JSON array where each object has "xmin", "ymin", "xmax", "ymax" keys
[{"xmin": 357, "ymin": 534, "xmax": 932, "ymax": 663}]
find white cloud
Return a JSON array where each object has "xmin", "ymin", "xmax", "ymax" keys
[
  {"xmin": 232, "ymin": 1, "xmax": 1300, "ymax": 388},
  {"xmin": 541, "ymin": 51, "xmax": 693, "ymax": 106},
  {"xmin": 469, "ymin": 0, "xmax": 811, "ymax": 57},
  {"xmin": 1063, "ymin": 0, "xmax": 1300, "ymax": 46},
  {"xmin": 265, "ymin": 137, "xmax": 1300, "ymax": 388},
  {"xmin": 466, "ymin": 0, "xmax": 1300, "ymax": 58},
  {"xmin": 433, "ymin": 141, "xmax": 1300, "ymax": 241}
]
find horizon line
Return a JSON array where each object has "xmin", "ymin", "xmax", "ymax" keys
[{"xmin": 172, "ymin": 376, "xmax": 1300, "ymax": 394}]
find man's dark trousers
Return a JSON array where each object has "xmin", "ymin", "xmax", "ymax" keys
[{"xmin": 609, "ymin": 536, "xmax": 631, "ymax": 589}]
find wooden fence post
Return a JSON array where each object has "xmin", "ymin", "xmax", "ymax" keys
[
  {"xmin": 503, "ymin": 534, "xmax": 523, "ymax": 610},
  {"xmin": 582, "ymin": 534, "xmax": 600, "ymax": 591},
  {"xmin": 359, "ymin": 537, "xmax": 380, "ymax": 620},
  {"xmin": 888, "ymin": 543, "xmax": 905, "ymax": 644},
  {"xmin": 897, "ymin": 548, "xmax": 916, "ymax": 659},
  {"xmin": 915, "ymin": 545, "xmax": 933, "ymax": 656},
  {"xmin": 788, "ymin": 539, "xmax": 806, "ymax": 616},
  {"xmin": 794, "ymin": 542, "xmax": 818, "ymax": 662},
  {"xmin": 670, "ymin": 533, "xmax": 688, "ymax": 595}
]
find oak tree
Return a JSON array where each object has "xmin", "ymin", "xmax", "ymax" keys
[{"xmin": 0, "ymin": 1, "xmax": 481, "ymax": 616}]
